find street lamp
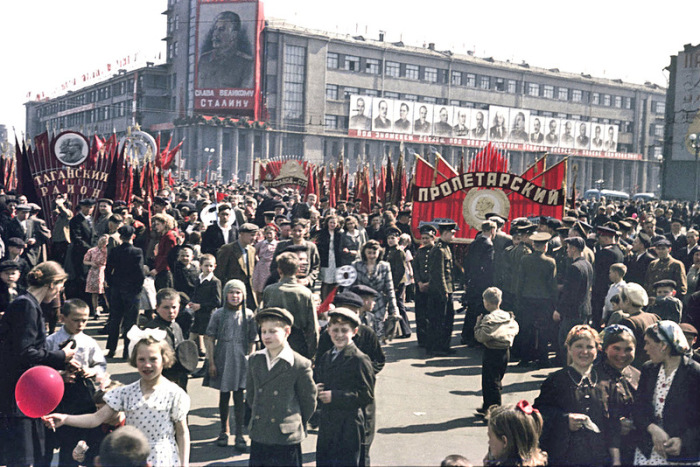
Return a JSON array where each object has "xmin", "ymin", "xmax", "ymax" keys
[
  {"xmin": 204, "ymin": 147, "xmax": 215, "ymax": 182},
  {"xmin": 690, "ymin": 134, "xmax": 700, "ymax": 201}
]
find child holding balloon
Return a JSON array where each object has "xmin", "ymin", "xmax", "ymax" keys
[{"xmin": 44, "ymin": 330, "xmax": 191, "ymax": 467}]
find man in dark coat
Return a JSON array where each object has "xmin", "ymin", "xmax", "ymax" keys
[
  {"xmin": 5, "ymin": 205, "xmax": 50, "ymax": 268},
  {"xmin": 666, "ymin": 217, "xmax": 688, "ymax": 261},
  {"xmin": 104, "ymin": 225, "xmax": 145, "ymax": 359},
  {"xmin": 460, "ymin": 221, "xmax": 495, "ymax": 346},
  {"xmin": 201, "ymin": 203, "xmax": 238, "ymax": 255},
  {"xmin": 591, "ymin": 226, "xmax": 624, "ymax": 329},
  {"xmin": 625, "ymin": 232, "xmax": 654, "ymax": 285},
  {"xmin": 426, "ymin": 221, "xmax": 457, "ymax": 357},
  {"xmin": 554, "ymin": 237, "xmax": 593, "ymax": 364},
  {"xmin": 68, "ymin": 199, "xmax": 95, "ymax": 300}
]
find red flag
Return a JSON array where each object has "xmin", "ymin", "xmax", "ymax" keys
[
  {"xmin": 520, "ymin": 153, "xmax": 547, "ymax": 179},
  {"xmin": 385, "ymin": 153, "xmax": 394, "ymax": 205},
  {"xmin": 162, "ymin": 141, "xmax": 183, "ymax": 170},
  {"xmin": 328, "ymin": 166, "xmax": 337, "ymax": 207},
  {"xmin": 317, "ymin": 286, "xmax": 337, "ymax": 315}
]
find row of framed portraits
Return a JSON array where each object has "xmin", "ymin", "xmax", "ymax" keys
[{"xmin": 348, "ymin": 95, "xmax": 618, "ymax": 152}]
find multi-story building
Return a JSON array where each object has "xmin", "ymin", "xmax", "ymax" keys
[
  {"xmin": 26, "ymin": 0, "xmax": 665, "ymax": 193},
  {"xmin": 662, "ymin": 43, "xmax": 700, "ymax": 200}
]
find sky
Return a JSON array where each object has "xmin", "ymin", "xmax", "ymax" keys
[{"xmin": 3, "ymin": 0, "xmax": 699, "ymax": 136}]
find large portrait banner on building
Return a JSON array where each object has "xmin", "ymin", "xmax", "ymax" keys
[{"xmin": 194, "ymin": 0, "xmax": 264, "ymax": 118}]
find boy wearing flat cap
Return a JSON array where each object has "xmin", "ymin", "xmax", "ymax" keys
[
  {"xmin": 644, "ymin": 238, "xmax": 687, "ymax": 303},
  {"xmin": 246, "ymin": 307, "xmax": 317, "ymax": 467},
  {"xmin": 314, "ymin": 308, "xmax": 375, "ymax": 467}
]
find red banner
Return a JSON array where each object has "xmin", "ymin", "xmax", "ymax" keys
[{"xmin": 259, "ymin": 159, "xmax": 311, "ymax": 190}]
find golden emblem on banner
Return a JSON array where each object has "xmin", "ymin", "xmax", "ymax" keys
[{"xmin": 462, "ymin": 189, "xmax": 510, "ymax": 230}]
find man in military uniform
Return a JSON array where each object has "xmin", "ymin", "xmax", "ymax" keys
[
  {"xmin": 506, "ymin": 221, "xmax": 534, "ymax": 359},
  {"xmin": 426, "ymin": 221, "xmax": 456, "ymax": 357},
  {"xmin": 500, "ymin": 222, "xmax": 532, "ymax": 313},
  {"xmin": 516, "ymin": 232, "xmax": 558, "ymax": 367},
  {"xmin": 460, "ymin": 220, "xmax": 495, "ymax": 346},
  {"xmin": 412, "ymin": 224, "xmax": 435, "ymax": 348},
  {"xmin": 591, "ymin": 225, "xmax": 625, "ymax": 329},
  {"xmin": 644, "ymin": 238, "xmax": 688, "ymax": 303}
]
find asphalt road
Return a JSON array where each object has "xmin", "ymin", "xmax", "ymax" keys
[{"xmin": 79, "ymin": 300, "xmax": 555, "ymax": 466}]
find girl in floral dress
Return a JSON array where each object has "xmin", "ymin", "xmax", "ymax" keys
[{"xmin": 83, "ymin": 235, "xmax": 108, "ymax": 314}]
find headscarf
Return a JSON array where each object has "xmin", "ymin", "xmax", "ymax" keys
[
  {"xmin": 600, "ymin": 324, "xmax": 635, "ymax": 350},
  {"xmin": 223, "ymin": 279, "xmax": 247, "ymax": 310},
  {"xmin": 650, "ymin": 320, "xmax": 690, "ymax": 356}
]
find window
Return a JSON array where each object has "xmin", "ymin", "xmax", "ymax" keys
[
  {"xmin": 324, "ymin": 115, "xmax": 338, "ymax": 129},
  {"xmin": 603, "ymin": 94, "xmax": 611, "ymax": 106},
  {"xmin": 494, "ymin": 78, "xmax": 505, "ymax": 92},
  {"xmin": 343, "ymin": 87, "xmax": 358, "ymax": 99},
  {"xmin": 507, "ymin": 79, "xmax": 517, "ymax": 93},
  {"xmin": 527, "ymin": 83, "xmax": 539, "ymax": 96},
  {"xmin": 614, "ymin": 96, "xmax": 622, "ymax": 108},
  {"xmin": 327, "ymin": 52, "xmax": 339, "ymax": 69},
  {"xmin": 654, "ymin": 125, "xmax": 664, "ymax": 138},
  {"xmin": 365, "ymin": 58, "xmax": 380, "ymax": 74},
  {"xmin": 479, "ymin": 76, "xmax": 490, "ymax": 90},
  {"xmin": 384, "ymin": 91, "xmax": 399, "ymax": 99},
  {"xmin": 385, "ymin": 61, "xmax": 400, "ymax": 78},
  {"xmin": 422, "ymin": 96, "xmax": 437, "ymax": 104},
  {"xmin": 624, "ymin": 97, "xmax": 632, "ymax": 109},
  {"xmin": 403, "ymin": 94, "xmax": 418, "ymax": 101},
  {"xmin": 572, "ymin": 89, "xmax": 583, "ymax": 102},
  {"xmin": 592, "ymin": 93, "xmax": 600, "ymax": 105},
  {"xmin": 405, "ymin": 64, "xmax": 419, "ymax": 80},
  {"xmin": 363, "ymin": 89, "xmax": 379, "ymax": 97},
  {"xmin": 344, "ymin": 55, "xmax": 360, "ymax": 71},
  {"xmin": 466, "ymin": 73, "xmax": 476, "ymax": 87},
  {"xmin": 543, "ymin": 85, "xmax": 554, "ymax": 98},
  {"xmin": 558, "ymin": 87, "xmax": 568, "ymax": 100},
  {"xmin": 653, "ymin": 146, "xmax": 663, "ymax": 158},
  {"xmin": 451, "ymin": 71, "xmax": 462, "ymax": 86},
  {"xmin": 449, "ymin": 99, "xmax": 461, "ymax": 106},
  {"xmin": 325, "ymin": 84, "xmax": 338, "ymax": 100},
  {"xmin": 654, "ymin": 101, "xmax": 666, "ymax": 114},
  {"xmin": 282, "ymin": 45, "xmax": 306, "ymax": 128},
  {"xmin": 424, "ymin": 67, "xmax": 438, "ymax": 82}
]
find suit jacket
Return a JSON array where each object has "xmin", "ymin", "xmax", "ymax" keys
[
  {"xmin": 667, "ymin": 233, "xmax": 688, "ymax": 261},
  {"xmin": 215, "ymin": 241, "xmax": 257, "ymax": 308},
  {"xmin": 69, "ymin": 213, "xmax": 94, "ymax": 253},
  {"xmin": 314, "ymin": 342, "xmax": 374, "ymax": 412},
  {"xmin": 624, "ymin": 250, "xmax": 654, "ymax": 285},
  {"xmin": 633, "ymin": 357, "xmax": 700, "ymax": 462},
  {"xmin": 246, "ymin": 349, "xmax": 317, "ymax": 446},
  {"xmin": 190, "ymin": 275, "xmax": 222, "ymax": 314},
  {"xmin": 105, "ymin": 242, "xmax": 145, "ymax": 294},
  {"xmin": 7, "ymin": 217, "xmax": 51, "ymax": 267},
  {"xmin": 462, "ymin": 234, "xmax": 494, "ymax": 300},
  {"xmin": 201, "ymin": 223, "xmax": 238, "ymax": 255},
  {"xmin": 558, "ymin": 256, "xmax": 593, "ymax": 320}
]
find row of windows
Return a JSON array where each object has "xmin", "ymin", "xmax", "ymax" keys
[
  {"xmin": 36, "ymin": 80, "xmax": 135, "ymax": 118},
  {"xmin": 44, "ymin": 103, "xmax": 129, "ymax": 128},
  {"xmin": 327, "ymin": 52, "xmax": 649, "ymax": 109}
]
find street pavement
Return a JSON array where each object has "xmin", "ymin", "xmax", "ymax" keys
[{"xmin": 79, "ymin": 300, "xmax": 556, "ymax": 466}]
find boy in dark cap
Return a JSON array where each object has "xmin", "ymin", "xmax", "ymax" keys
[
  {"xmin": 644, "ymin": 238, "xmax": 688, "ymax": 302},
  {"xmin": 646, "ymin": 279, "xmax": 683, "ymax": 323},
  {"xmin": 3, "ymin": 238, "xmax": 30, "ymax": 288},
  {"xmin": 0, "ymin": 260, "xmax": 22, "ymax": 317}
]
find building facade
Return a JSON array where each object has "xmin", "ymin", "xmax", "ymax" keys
[{"xmin": 26, "ymin": 0, "xmax": 666, "ymax": 193}]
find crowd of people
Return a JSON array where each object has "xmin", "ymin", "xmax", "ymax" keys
[{"xmin": 0, "ymin": 181, "xmax": 699, "ymax": 466}]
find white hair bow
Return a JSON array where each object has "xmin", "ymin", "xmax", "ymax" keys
[{"xmin": 126, "ymin": 325, "xmax": 167, "ymax": 357}]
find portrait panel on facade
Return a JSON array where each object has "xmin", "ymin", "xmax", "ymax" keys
[
  {"xmin": 433, "ymin": 106, "xmax": 454, "ymax": 137},
  {"xmin": 393, "ymin": 101, "xmax": 414, "ymax": 134},
  {"xmin": 529, "ymin": 116, "xmax": 546, "ymax": 145},
  {"xmin": 488, "ymin": 106, "xmax": 510, "ymax": 142},
  {"xmin": 545, "ymin": 118, "xmax": 561, "ymax": 147},
  {"xmin": 413, "ymin": 103, "xmax": 434, "ymax": 135},
  {"xmin": 591, "ymin": 123, "xmax": 605, "ymax": 149},
  {"xmin": 575, "ymin": 121, "xmax": 591, "ymax": 150},
  {"xmin": 470, "ymin": 109, "xmax": 489, "ymax": 140},
  {"xmin": 559, "ymin": 119, "xmax": 576, "ymax": 148},
  {"xmin": 349, "ymin": 95, "xmax": 372, "ymax": 131},
  {"xmin": 508, "ymin": 110, "xmax": 530, "ymax": 143},
  {"xmin": 453, "ymin": 107, "xmax": 471, "ymax": 137},
  {"xmin": 196, "ymin": 1, "xmax": 257, "ymax": 90},
  {"xmin": 604, "ymin": 125, "xmax": 619, "ymax": 152},
  {"xmin": 372, "ymin": 99, "xmax": 394, "ymax": 132}
]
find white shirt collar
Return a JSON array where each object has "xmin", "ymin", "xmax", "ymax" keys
[
  {"xmin": 263, "ymin": 343, "xmax": 295, "ymax": 370},
  {"xmin": 199, "ymin": 272, "xmax": 214, "ymax": 282}
]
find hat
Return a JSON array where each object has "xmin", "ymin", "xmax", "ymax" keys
[
  {"xmin": 546, "ymin": 218, "xmax": 563, "ymax": 229},
  {"xmin": 680, "ymin": 323, "xmax": 698, "ymax": 337},
  {"xmin": 564, "ymin": 237, "xmax": 585, "ymax": 251},
  {"xmin": 618, "ymin": 220, "xmax": 632, "ymax": 231},
  {"xmin": 217, "ymin": 203, "xmax": 232, "ymax": 212},
  {"xmin": 0, "ymin": 260, "xmax": 20, "ymax": 272},
  {"xmin": 333, "ymin": 291, "xmax": 364, "ymax": 309},
  {"xmin": 649, "ymin": 321, "xmax": 690, "ymax": 355},
  {"xmin": 398, "ymin": 210, "xmax": 411, "ymax": 218},
  {"xmin": 336, "ymin": 199, "xmax": 347, "ymax": 206},
  {"xmin": 114, "ymin": 200, "xmax": 128, "ymax": 207},
  {"xmin": 78, "ymin": 198, "xmax": 96, "ymax": 207},
  {"xmin": 268, "ymin": 188, "xmax": 282, "ymax": 197},
  {"xmin": 434, "ymin": 220, "xmax": 459, "ymax": 232},
  {"xmin": 531, "ymin": 232, "xmax": 552, "ymax": 243},
  {"xmin": 255, "ymin": 307, "xmax": 294, "ymax": 326},
  {"xmin": 671, "ymin": 217, "xmax": 684, "ymax": 225},
  {"xmin": 15, "ymin": 204, "xmax": 31, "ymax": 212},
  {"xmin": 419, "ymin": 224, "xmax": 437, "ymax": 236},
  {"xmin": 571, "ymin": 221, "xmax": 589, "ymax": 237},
  {"xmin": 653, "ymin": 279, "xmax": 677, "ymax": 290},
  {"xmin": 263, "ymin": 210, "xmax": 275, "ymax": 218},
  {"xmin": 637, "ymin": 232, "xmax": 651, "ymax": 248},
  {"xmin": 653, "ymin": 238, "xmax": 672, "ymax": 248},
  {"xmin": 485, "ymin": 213, "xmax": 506, "ymax": 225},
  {"xmin": 622, "ymin": 283, "xmax": 649, "ymax": 307},
  {"xmin": 385, "ymin": 226, "xmax": 402, "ymax": 237},
  {"xmin": 329, "ymin": 307, "xmax": 361, "ymax": 327},
  {"xmin": 350, "ymin": 284, "xmax": 379, "ymax": 298},
  {"xmin": 239, "ymin": 223, "xmax": 259, "ymax": 233},
  {"xmin": 272, "ymin": 201, "xmax": 286, "ymax": 210},
  {"xmin": 597, "ymin": 225, "xmax": 618, "ymax": 237},
  {"xmin": 7, "ymin": 237, "xmax": 26, "ymax": 248},
  {"xmin": 175, "ymin": 340, "xmax": 199, "ymax": 373},
  {"xmin": 153, "ymin": 196, "xmax": 168, "ymax": 206},
  {"xmin": 97, "ymin": 198, "xmax": 113, "ymax": 206},
  {"xmin": 28, "ymin": 203, "xmax": 41, "ymax": 213},
  {"xmin": 515, "ymin": 223, "xmax": 536, "ymax": 235},
  {"xmin": 117, "ymin": 225, "xmax": 135, "ymax": 238}
]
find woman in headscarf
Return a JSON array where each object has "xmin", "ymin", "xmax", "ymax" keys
[
  {"xmin": 596, "ymin": 324, "xmax": 640, "ymax": 465},
  {"xmin": 632, "ymin": 320, "xmax": 700, "ymax": 465}
]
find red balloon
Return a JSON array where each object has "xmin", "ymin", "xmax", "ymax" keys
[{"xmin": 15, "ymin": 366, "xmax": 64, "ymax": 418}]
